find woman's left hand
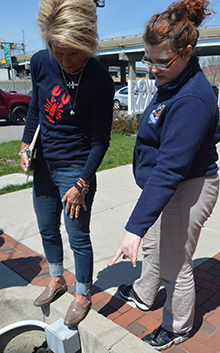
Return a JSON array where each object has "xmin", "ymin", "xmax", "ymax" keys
[
  {"xmin": 62, "ymin": 186, "xmax": 87, "ymax": 219},
  {"xmin": 109, "ymin": 230, "xmax": 141, "ymax": 268}
]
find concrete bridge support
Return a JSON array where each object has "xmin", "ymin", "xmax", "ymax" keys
[{"xmin": 119, "ymin": 52, "xmax": 142, "ymax": 82}]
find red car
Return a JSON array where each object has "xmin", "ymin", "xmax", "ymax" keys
[{"xmin": 0, "ymin": 88, "xmax": 32, "ymax": 125}]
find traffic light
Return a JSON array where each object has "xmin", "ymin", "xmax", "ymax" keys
[{"xmin": 94, "ymin": 0, "xmax": 105, "ymax": 7}]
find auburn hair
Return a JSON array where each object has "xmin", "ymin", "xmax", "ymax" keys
[{"xmin": 143, "ymin": 0, "xmax": 211, "ymax": 51}]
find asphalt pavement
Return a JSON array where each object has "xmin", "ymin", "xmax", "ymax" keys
[{"xmin": 0, "ymin": 120, "xmax": 24, "ymax": 143}]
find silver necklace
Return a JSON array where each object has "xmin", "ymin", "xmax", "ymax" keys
[
  {"xmin": 66, "ymin": 78, "xmax": 79, "ymax": 90},
  {"xmin": 64, "ymin": 70, "xmax": 81, "ymax": 90},
  {"xmin": 61, "ymin": 55, "xmax": 90, "ymax": 116},
  {"xmin": 61, "ymin": 69, "xmax": 83, "ymax": 116}
]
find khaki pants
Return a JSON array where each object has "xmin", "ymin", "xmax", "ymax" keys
[{"xmin": 133, "ymin": 174, "xmax": 219, "ymax": 334}]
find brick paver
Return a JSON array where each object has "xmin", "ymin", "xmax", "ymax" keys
[{"xmin": 0, "ymin": 232, "xmax": 220, "ymax": 352}]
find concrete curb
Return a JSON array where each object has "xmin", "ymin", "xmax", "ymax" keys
[
  {"xmin": 79, "ymin": 309, "xmax": 156, "ymax": 353},
  {"xmin": 0, "ymin": 283, "xmax": 156, "ymax": 353},
  {"xmin": 0, "ymin": 173, "xmax": 33, "ymax": 189}
]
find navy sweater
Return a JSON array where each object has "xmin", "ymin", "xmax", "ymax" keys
[
  {"xmin": 126, "ymin": 56, "xmax": 220, "ymax": 237},
  {"xmin": 22, "ymin": 50, "xmax": 114, "ymax": 181}
]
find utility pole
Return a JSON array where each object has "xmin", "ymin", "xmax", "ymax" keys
[{"xmin": 22, "ymin": 30, "xmax": 26, "ymax": 54}]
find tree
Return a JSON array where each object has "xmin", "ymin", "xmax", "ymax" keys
[{"xmin": 201, "ymin": 56, "xmax": 220, "ymax": 85}]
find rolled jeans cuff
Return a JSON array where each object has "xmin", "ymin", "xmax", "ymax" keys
[
  {"xmin": 75, "ymin": 280, "xmax": 91, "ymax": 295},
  {"xmin": 48, "ymin": 262, "xmax": 64, "ymax": 277}
]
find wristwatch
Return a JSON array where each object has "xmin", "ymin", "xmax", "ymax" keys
[{"xmin": 74, "ymin": 181, "xmax": 89, "ymax": 195}]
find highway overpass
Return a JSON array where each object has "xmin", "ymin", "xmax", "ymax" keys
[
  {"xmin": 97, "ymin": 26, "xmax": 220, "ymax": 85},
  {"xmin": 1, "ymin": 26, "xmax": 220, "ymax": 86}
]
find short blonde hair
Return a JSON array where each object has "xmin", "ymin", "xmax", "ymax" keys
[{"xmin": 38, "ymin": 0, "xmax": 98, "ymax": 55}]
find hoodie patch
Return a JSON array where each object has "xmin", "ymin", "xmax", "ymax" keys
[{"xmin": 149, "ymin": 104, "xmax": 165, "ymax": 124}]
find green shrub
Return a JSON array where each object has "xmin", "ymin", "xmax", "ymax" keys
[{"xmin": 111, "ymin": 111, "xmax": 139, "ymax": 135}]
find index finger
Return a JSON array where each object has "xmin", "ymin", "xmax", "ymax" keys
[{"xmin": 109, "ymin": 248, "xmax": 123, "ymax": 267}]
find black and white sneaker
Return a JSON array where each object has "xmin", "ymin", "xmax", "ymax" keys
[
  {"xmin": 142, "ymin": 325, "xmax": 190, "ymax": 350},
  {"xmin": 118, "ymin": 284, "xmax": 150, "ymax": 311}
]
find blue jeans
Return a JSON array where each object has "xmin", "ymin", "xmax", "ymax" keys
[{"xmin": 33, "ymin": 157, "xmax": 96, "ymax": 295}]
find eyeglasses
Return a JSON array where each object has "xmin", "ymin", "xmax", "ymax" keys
[{"xmin": 141, "ymin": 51, "xmax": 183, "ymax": 71}]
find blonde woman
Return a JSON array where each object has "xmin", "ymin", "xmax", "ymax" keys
[{"xmin": 20, "ymin": 0, "xmax": 114, "ymax": 326}]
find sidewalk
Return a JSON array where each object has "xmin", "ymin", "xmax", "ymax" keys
[{"xmin": 0, "ymin": 164, "xmax": 220, "ymax": 352}]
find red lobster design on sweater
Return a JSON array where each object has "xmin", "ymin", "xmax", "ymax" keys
[{"xmin": 44, "ymin": 86, "xmax": 71, "ymax": 123}]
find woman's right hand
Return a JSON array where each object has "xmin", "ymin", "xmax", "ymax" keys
[
  {"xmin": 20, "ymin": 152, "xmax": 29, "ymax": 172},
  {"xmin": 19, "ymin": 143, "xmax": 30, "ymax": 172}
]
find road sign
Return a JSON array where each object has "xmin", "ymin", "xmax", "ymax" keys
[
  {"xmin": 4, "ymin": 48, "xmax": 11, "ymax": 65},
  {"xmin": 2, "ymin": 43, "xmax": 12, "ymax": 65},
  {"xmin": 0, "ymin": 42, "xmax": 16, "ymax": 66},
  {"xmin": 0, "ymin": 41, "xmax": 16, "ymax": 90},
  {"xmin": 0, "ymin": 42, "xmax": 16, "ymax": 49}
]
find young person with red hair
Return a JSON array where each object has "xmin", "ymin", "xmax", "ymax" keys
[{"xmin": 110, "ymin": 0, "xmax": 220, "ymax": 350}]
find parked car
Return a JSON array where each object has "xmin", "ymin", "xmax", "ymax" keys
[
  {"xmin": 0, "ymin": 88, "xmax": 32, "ymax": 125},
  {"xmin": 113, "ymin": 85, "xmax": 156, "ymax": 111},
  {"xmin": 114, "ymin": 86, "xmax": 129, "ymax": 110},
  {"xmin": 211, "ymin": 85, "xmax": 219, "ymax": 99}
]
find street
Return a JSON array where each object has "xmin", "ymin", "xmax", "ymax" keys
[{"xmin": 0, "ymin": 120, "xmax": 24, "ymax": 143}]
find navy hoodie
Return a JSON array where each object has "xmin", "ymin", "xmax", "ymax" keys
[{"xmin": 126, "ymin": 56, "xmax": 220, "ymax": 237}]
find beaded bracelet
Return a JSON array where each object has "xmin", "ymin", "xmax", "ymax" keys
[
  {"xmin": 77, "ymin": 178, "xmax": 90, "ymax": 187},
  {"xmin": 74, "ymin": 182, "xmax": 83, "ymax": 193},
  {"xmin": 74, "ymin": 181, "xmax": 90, "ymax": 195},
  {"xmin": 18, "ymin": 149, "xmax": 28, "ymax": 156}
]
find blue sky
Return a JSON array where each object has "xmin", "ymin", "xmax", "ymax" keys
[{"xmin": 1, "ymin": 0, "xmax": 220, "ymax": 53}]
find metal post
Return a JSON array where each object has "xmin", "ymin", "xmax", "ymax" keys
[
  {"xmin": 22, "ymin": 30, "xmax": 26, "ymax": 54},
  {"xmin": 9, "ymin": 49, "xmax": 15, "ymax": 92}
]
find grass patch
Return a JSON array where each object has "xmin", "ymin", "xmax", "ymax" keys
[
  {"xmin": 0, "ymin": 140, "xmax": 21, "ymax": 176},
  {"xmin": 98, "ymin": 133, "xmax": 136, "ymax": 171},
  {"xmin": 0, "ymin": 134, "xmax": 136, "ymax": 195},
  {"xmin": 0, "ymin": 182, "xmax": 33, "ymax": 195}
]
